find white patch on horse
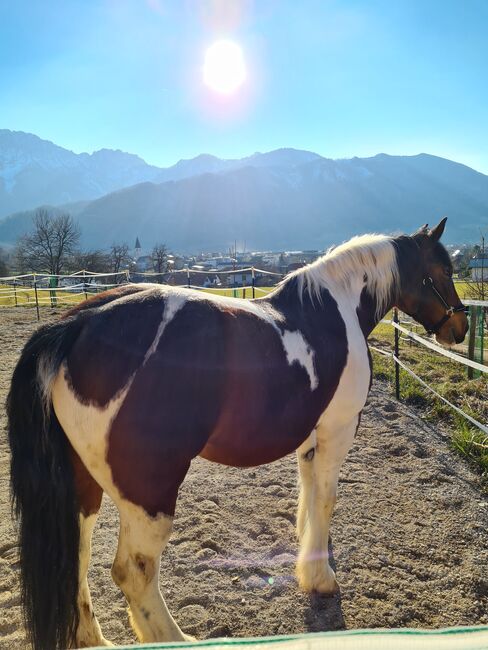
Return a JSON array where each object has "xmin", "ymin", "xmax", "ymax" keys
[
  {"xmin": 318, "ymin": 289, "xmax": 371, "ymax": 429},
  {"xmin": 280, "ymin": 330, "xmax": 318, "ymax": 390},
  {"xmin": 144, "ymin": 294, "xmax": 187, "ymax": 364},
  {"xmin": 295, "ymin": 285, "xmax": 370, "ymax": 593}
]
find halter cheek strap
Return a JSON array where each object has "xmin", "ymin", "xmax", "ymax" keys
[{"xmin": 422, "ymin": 277, "xmax": 466, "ymax": 335}]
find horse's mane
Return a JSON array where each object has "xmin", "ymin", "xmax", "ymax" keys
[{"xmin": 285, "ymin": 234, "xmax": 399, "ymax": 318}]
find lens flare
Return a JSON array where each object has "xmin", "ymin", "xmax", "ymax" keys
[{"xmin": 203, "ymin": 40, "xmax": 247, "ymax": 94}]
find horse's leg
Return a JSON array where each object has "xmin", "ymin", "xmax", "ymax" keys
[
  {"xmin": 296, "ymin": 429, "xmax": 317, "ymax": 540},
  {"xmin": 111, "ymin": 502, "xmax": 192, "ymax": 643},
  {"xmin": 70, "ymin": 447, "xmax": 112, "ymax": 647},
  {"xmin": 296, "ymin": 415, "xmax": 359, "ymax": 593}
]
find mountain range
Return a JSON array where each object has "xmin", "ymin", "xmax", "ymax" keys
[{"xmin": 0, "ymin": 129, "xmax": 487, "ymax": 252}]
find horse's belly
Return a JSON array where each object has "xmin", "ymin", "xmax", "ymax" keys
[
  {"xmin": 199, "ymin": 426, "xmax": 310, "ymax": 467},
  {"xmin": 199, "ymin": 395, "xmax": 322, "ymax": 467}
]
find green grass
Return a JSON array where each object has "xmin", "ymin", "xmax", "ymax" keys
[
  {"xmin": 370, "ymin": 321, "xmax": 488, "ymax": 482},
  {"xmin": 204, "ymin": 286, "xmax": 273, "ymax": 298},
  {"xmin": 453, "ymin": 280, "xmax": 470, "ymax": 299}
]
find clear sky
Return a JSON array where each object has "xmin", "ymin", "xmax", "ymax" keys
[{"xmin": 1, "ymin": 0, "xmax": 487, "ymax": 172}]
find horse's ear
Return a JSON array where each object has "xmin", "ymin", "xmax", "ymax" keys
[
  {"xmin": 429, "ymin": 217, "xmax": 447, "ymax": 243},
  {"xmin": 413, "ymin": 223, "xmax": 429, "ymax": 236}
]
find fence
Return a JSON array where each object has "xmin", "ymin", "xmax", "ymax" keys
[
  {"xmin": 0, "ymin": 267, "xmax": 283, "ymax": 317},
  {"xmin": 370, "ymin": 304, "xmax": 488, "ymax": 440}
]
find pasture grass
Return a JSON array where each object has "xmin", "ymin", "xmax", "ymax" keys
[{"xmin": 370, "ymin": 323, "xmax": 488, "ymax": 482}]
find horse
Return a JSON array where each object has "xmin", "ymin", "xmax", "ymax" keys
[{"xmin": 7, "ymin": 218, "xmax": 468, "ymax": 650}]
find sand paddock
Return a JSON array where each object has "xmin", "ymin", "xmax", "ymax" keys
[{"xmin": 0, "ymin": 307, "xmax": 487, "ymax": 649}]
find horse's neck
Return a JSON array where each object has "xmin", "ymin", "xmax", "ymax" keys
[
  {"xmin": 328, "ymin": 275, "xmax": 393, "ymax": 339},
  {"xmin": 270, "ymin": 270, "xmax": 393, "ymax": 339},
  {"xmin": 356, "ymin": 286, "xmax": 393, "ymax": 338}
]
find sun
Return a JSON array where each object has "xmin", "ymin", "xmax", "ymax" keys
[{"xmin": 203, "ymin": 40, "xmax": 247, "ymax": 95}]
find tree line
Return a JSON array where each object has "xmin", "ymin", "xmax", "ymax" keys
[{"xmin": 0, "ymin": 208, "xmax": 169, "ymax": 277}]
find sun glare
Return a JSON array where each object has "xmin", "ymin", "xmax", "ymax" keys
[{"xmin": 203, "ymin": 40, "xmax": 246, "ymax": 95}]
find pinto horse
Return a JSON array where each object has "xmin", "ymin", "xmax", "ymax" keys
[{"xmin": 7, "ymin": 218, "xmax": 468, "ymax": 650}]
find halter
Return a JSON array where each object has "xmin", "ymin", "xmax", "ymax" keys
[{"xmin": 421, "ymin": 276, "xmax": 466, "ymax": 334}]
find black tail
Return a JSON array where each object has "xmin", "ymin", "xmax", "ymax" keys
[{"xmin": 7, "ymin": 316, "xmax": 86, "ymax": 650}]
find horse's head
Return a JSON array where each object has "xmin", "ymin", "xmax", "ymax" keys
[{"xmin": 396, "ymin": 217, "xmax": 468, "ymax": 345}]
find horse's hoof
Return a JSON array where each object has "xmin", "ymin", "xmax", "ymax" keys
[
  {"xmin": 183, "ymin": 633, "xmax": 198, "ymax": 642},
  {"xmin": 312, "ymin": 576, "xmax": 340, "ymax": 595},
  {"xmin": 296, "ymin": 564, "xmax": 339, "ymax": 594}
]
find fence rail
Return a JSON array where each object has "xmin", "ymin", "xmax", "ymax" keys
[
  {"xmin": 0, "ymin": 267, "xmax": 283, "ymax": 311},
  {"xmin": 371, "ymin": 306, "xmax": 488, "ymax": 441}
]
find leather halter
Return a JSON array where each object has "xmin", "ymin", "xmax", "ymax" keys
[{"xmin": 421, "ymin": 276, "xmax": 466, "ymax": 334}]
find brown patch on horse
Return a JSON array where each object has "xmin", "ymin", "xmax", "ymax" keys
[
  {"xmin": 63, "ymin": 284, "xmax": 150, "ymax": 318},
  {"xmin": 69, "ymin": 444, "xmax": 103, "ymax": 517},
  {"xmin": 134, "ymin": 554, "xmax": 155, "ymax": 584},
  {"xmin": 66, "ymin": 287, "xmax": 167, "ymax": 408}
]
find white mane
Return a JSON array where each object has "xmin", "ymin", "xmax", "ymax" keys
[{"xmin": 287, "ymin": 234, "xmax": 399, "ymax": 319}]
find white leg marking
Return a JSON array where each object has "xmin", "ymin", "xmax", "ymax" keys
[
  {"xmin": 77, "ymin": 513, "xmax": 113, "ymax": 647},
  {"xmin": 281, "ymin": 330, "xmax": 318, "ymax": 390},
  {"xmin": 112, "ymin": 504, "xmax": 192, "ymax": 643},
  {"xmin": 296, "ymin": 430, "xmax": 316, "ymax": 541},
  {"xmin": 296, "ymin": 416, "xmax": 358, "ymax": 593},
  {"xmin": 144, "ymin": 294, "xmax": 187, "ymax": 364}
]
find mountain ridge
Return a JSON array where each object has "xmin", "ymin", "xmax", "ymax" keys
[{"xmin": 0, "ymin": 130, "xmax": 487, "ymax": 251}]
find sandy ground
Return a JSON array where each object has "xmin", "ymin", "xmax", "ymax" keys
[{"xmin": 0, "ymin": 307, "xmax": 487, "ymax": 649}]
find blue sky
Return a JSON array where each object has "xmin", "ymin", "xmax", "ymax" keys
[{"xmin": 1, "ymin": 0, "xmax": 487, "ymax": 172}]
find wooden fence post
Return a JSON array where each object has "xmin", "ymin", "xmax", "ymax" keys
[
  {"xmin": 187, "ymin": 268, "xmax": 190, "ymax": 289},
  {"xmin": 13, "ymin": 280, "xmax": 17, "ymax": 307},
  {"xmin": 393, "ymin": 307, "xmax": 400, "ymax": 400}
]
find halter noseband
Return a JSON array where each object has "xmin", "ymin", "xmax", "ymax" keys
[{"xmin": 421, "ymin": 276, "xmax": 466, "ymax": 335}]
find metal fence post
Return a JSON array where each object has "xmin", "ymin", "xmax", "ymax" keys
[
  {"xmin": 393, "ymin": 307, "xmax": 400, "ymax": 400},
  {"xmin": 83, "ymin": 270, "xmax": 88, "ymax": 301},
  {"xmin": 251, "ymin": 267, "xmax": 255, "ymax": 299},
  {"xmin": 467, "ymin": 306, "xmax": 477, "ymax": 380},
  {"xmin": 13, "ymin": 280, "xmax": 17, "ymax": 307},
  {"xmin": 187, "ymin": 268, "xmax": 190, "ymax": 289},
  {"xmin": 33, "ymin": 274, "xmax": 40, "ymax": 321}
]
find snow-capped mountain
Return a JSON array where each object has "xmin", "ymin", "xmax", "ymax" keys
[
  {"xmin": 0, "ymin": 129, "xmax": 487, "ymax": 251},
  {"xmin": 0, "ymin": 130, "xmax": 326, "ymax": 218},
  {"xmin": 0, "ymin": 130, "xmax": 162, "ymax": 217}
]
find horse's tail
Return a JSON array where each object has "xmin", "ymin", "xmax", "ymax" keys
[{"xmin": 7, "ymin": 316, "xmax": 86, "ymax": 650}]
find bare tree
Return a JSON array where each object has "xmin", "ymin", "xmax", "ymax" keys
[
  {"xmin": 0, "ymin": 247, "xmax": 9, "ymax": 276},
  {"xmin": 152, "ymin": 243, "xmax": 169, "ymax": 276},
  {"xmin": 110, "ymin": 243, "xmax": 131, "ymax": 276},
  {"xmin": 15, "ymin": 208, "xmax": 80, "ymax": 275},
  {"xmin": 68, "ymin": 249, "xmax": 112, "ymax": 273}
]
